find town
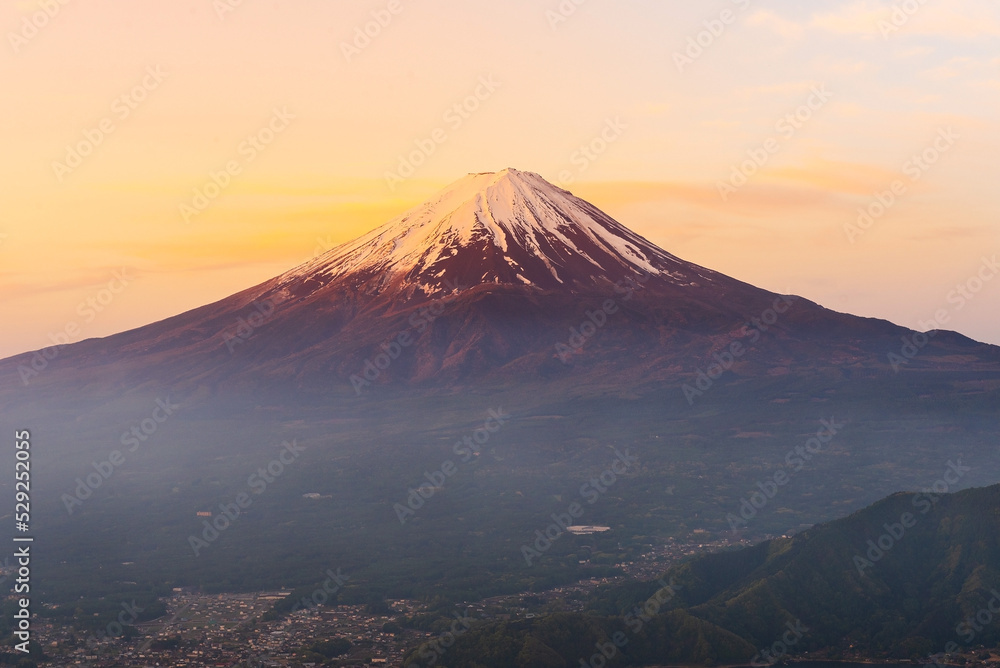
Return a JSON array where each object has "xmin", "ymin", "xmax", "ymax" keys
[{"xmin": 16, "ymin": 535, "xmax": 756, "ymax": 667}]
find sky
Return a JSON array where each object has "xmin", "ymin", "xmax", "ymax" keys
[{"xmin": 2, "ymin": 0, "xmax": 999, "ymax": 358}]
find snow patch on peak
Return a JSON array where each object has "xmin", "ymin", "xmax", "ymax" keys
[{"xmin": 279, "ymin": 169, "xmax": 704, "ymax": 294}]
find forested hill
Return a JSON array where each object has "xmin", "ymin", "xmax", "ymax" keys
[{"xmin": 404, "ymin": 483, "xmax": 1000, "ymax": 666}]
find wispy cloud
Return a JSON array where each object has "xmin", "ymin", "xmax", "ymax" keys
[
  {"xmin": 747, "ymin": 10, "xmax": 806, "ymax": 39},
  {"xmin": 809, "ymin": 1, "xmax": 887, "ymax": 38},
  {"xmin": 763, "ymin": 159, "xmax": 912, "ymax": 197},
  {"xmin": 810, "ymin": 0, "xmax": 1000, "ymax": 39}
]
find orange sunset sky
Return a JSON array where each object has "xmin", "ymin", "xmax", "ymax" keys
[{"xmin": 2, "ymin": 0, "xmax": 998, "ymax": 359}]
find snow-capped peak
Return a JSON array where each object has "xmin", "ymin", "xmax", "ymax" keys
[{"xmin": 278, "ymin": 168, "xmax": 707, "ymax": 296}]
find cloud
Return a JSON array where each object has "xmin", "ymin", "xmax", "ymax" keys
[
  {"xmin": 745, "ymin": 81, "xmax": 826, "ymax": 96},
  {"xmin": 746, "ymin": 10, "xmax": 805, "ymax": 39},
  {"xmin": 922, "ymin": 66, "xmax": 960, "ymax": 81},
  {"xmin": 903, "ymin": 225, "xmax": 995, "ymax": 242},
  {"xmin": 895, "ymin": 46, "xmax": 935, "ymax": 58},
  {"xmin": 570, "ymin": 179, "xmax": 850, "ymax": 222},
  {"xmin": 810, "ymin": 0, "xmax": 1000, "ymax": 39},
  {"xmin": 700, "ymin": 120, "xmax": 743, "ymax": 130},
  {"xmin": 810, "ymin": 1, "xmax": 887, "ymax": 37},
  {"xmin": 762, "ymin": 158, "xmax": 909, "ymax": 197},
  {"xmin": 0, "ymin": 266, "xmax": 142, "ymax": 301},
  {"xmin": 633, "ymin": 102, "xmax": 673, "ymax": 117},
  {"xmin": 918, "ymin": 55, "xmax": 1000, "ymax": 87},
  {"xmin": 810, "ymin": 57, "xmax": 874, "ymax": 76}
]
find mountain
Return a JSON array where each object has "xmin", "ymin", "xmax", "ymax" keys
[
  {"xmin": 3, "ymin": 168, "xmax": 998, "ymax": 401},
  {"xmin": 406, "ymin": 483, "xmax": 1000, "ymax": 666},
  {"xmin": 4, "ymin": 169, "xmax": 1000, "ymax": 620}
]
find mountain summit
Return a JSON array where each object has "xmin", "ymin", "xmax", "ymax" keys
[{"xmin": 275, "ymin": 168, "xmax": 719, "ymax": 299}]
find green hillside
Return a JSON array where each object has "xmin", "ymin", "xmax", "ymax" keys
[{"xmin": 408, "ymin": 483, "xmax": 1000, "ymax": 666}]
